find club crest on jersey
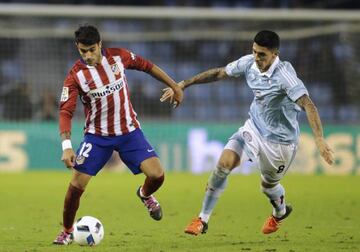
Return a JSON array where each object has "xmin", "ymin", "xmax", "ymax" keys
[
  {"xmin": 84, "ymin": 80, "xmax": 95, "ymax": 86},
  {"xmin": 248, "ymin": 72, "xmax": 256, "ymax": 81},
  {"xmin": 243, "ymin": 131, "xmax": 252, "ymax": 142},
  {"xmin": 111, "ymin": 64, "xmax": 120, "ymax": 76}
]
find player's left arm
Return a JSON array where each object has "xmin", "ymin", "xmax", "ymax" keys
[
  {"xmin": 117, "ymin": 48, "xmax": 183, "ymax": 107},
  {"xmin": 148, "ymin": 64, "xmax": 183, "ymax": 108},
  {"xmin": 296, "ymin": 95, "xmax": 334, "ymax": 165}
]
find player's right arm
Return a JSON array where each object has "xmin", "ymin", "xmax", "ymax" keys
[
  {"xmin": 160, "ymin": 67, "xmax": 229, "ymax": 103},
  {"xmin": 59, "ymin": 72, "xmax": 79, "ymax": 169},
  {"xmin": 178, "ymin": 67, "xmax": 229, "ymax": 90},
  {"xmin": 160, "ymin": 54, "xmax": 252, "ymax": 103}
]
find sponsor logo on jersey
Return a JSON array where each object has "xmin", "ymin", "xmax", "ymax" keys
[
  {"xmin": 60, "ymin": 87, "xmax": 69, "ymax": 102},
  {"xmin": 88, "ymin": 79, "xmax": 124, "ymax": 99}
]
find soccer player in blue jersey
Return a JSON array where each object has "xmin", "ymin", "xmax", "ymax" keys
[{"xmin": 161, "ymin": 30, "xmax": 334, "ymax": 235}]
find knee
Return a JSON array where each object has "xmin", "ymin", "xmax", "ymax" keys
[
  {"xmin": 146, "ymin": 168, "xmax": 164, "ymax": 179},
  {"xmin": 217, "ymin": 150, "xmax": 239, "ymax": 171},
  {"xmin": 70, "ymin": 181, "xmax": 87, "ymax": 191},
  {"xmin": 70, "ymin": 177, "xmax": 89, "ymax": 191},
  {"xmin": 217, "ymin": 159, "xmax": 236, "ymax": 171},
  {"xmin": 261, "ymin": 180, "xmax": 278, "ymax": 189},
  {"xmin": 144, "ymin": 163, "xmax": 164, "ymax": 180}
]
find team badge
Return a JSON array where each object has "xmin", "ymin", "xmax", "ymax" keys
[
  {"xmin": 111, "ymin": 64, "xmax": 120, "ymax": 76},
  {"xmin": 248, "ymin": 72, "xmax": 256, "ymax": 81},
  {"xmin": 243, "ymin": 131, "xmax": 252, "ymax": 142},
  {"xmin": 75, "ymin": 155, "xmax": 86, "ymax": 165},
  {"xmin": 60, "ymin": 87, "xmax": 69, "ymax": 102}
]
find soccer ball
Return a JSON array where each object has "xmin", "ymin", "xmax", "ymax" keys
[{"xmin": 73, "ymin": 216, "xmax": 104, "ymax": 246}]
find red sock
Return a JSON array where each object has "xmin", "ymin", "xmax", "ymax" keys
[
  {"xmin": 63, "ymin": 183, "xmax": 84, "ymax": 232},
  {"xmin": 141, "ymin": 174, "xmax": 164, "ymax": 197}
]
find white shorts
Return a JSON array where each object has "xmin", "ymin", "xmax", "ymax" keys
[{"xmin": 224, "ymin": 120, "xmax": 297, "ymax": 184}]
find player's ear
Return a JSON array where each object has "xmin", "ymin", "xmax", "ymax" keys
[
  {"xmin": 98, "ymin": 41, "xmax": 102, "ymax": 49},
  {"xmin": 273, "ymin": 48, "xmax": 279, "ymax": 57}
]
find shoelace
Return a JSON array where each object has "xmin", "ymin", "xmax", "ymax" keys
[
  {"xmin": 188, "ymin": 219, "xmax": 203, "ymax": 231},
  {"xmin": 57, "ymin": 232, "xmax": 70, "ymax": 242},
  {"xmin": 143, "ymin": 196, "xmax": 159, "ymax": 211},
  {"xmin": 269, "ymin": 217, "xmax": 280, "ymax": 227}
]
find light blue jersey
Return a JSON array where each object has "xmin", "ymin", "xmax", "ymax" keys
[{"xmin": 225, "ymin": 54, "xmax": 308, "ymax": 144}]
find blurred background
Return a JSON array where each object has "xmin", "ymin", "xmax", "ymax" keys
[{"xmin": 0, "ymin": 0, "xmax": 359, "ymax": 175}]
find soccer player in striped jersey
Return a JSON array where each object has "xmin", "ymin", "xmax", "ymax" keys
[
  {"xmin": 53, "ymin": 25, "xmax": 183, "ymax": 245},
  {"xmin": 161, "ymin": 30, "xmax": 334, "ymax": 235}
]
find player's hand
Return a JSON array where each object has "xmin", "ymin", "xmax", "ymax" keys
[
  {"xmin": 160, "ymin": 81, "xmax": 185, "ymax": 108},
  {"xmin": 315, "ymin": 137, "xmax": 335, "ymax": 165},
  {"xmin": 172, "ymin": 85, "xmax": 183, "ymax": 108},
  {"xmin": 160, "ymin": 87, "xmax": 174, "ymax": 103},
  {"xmin": 61, "ymin": 148, "xmax": 76, "ymax": 169}
]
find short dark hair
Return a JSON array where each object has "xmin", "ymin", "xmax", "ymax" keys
[
  {"xmin": 254, "ymin": 30, "xmax": 280, "ymax": 50},
  {"xmin": 74, "ymin": 25, "xmax": 101, "ymax": 45}
]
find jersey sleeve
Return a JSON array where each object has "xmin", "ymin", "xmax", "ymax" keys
[
  {"xmin": 116, "ymin": 48, "xmax": 153, "ymax": 72},
  {"xmin": 280, "ymin": 62, "xmax": 309, "ymax": 102},
  {"xmin": 225, "ymin": 54, "xmax": 254, "ymax": 77},
  {"xmin": 59, "ymin": 72, "xmax": 79, "ymax": 134}
]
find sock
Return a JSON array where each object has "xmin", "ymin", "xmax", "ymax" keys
[
  {"xmin": 63, "ymin": 183, "xmax": 84, "ymax": 232},
  {"xmin": 141, "ymin": 173, "xmax": 164, "ymax": 197},
  {"xmin": 199, "ymin": 166, "xmax": 230, "ymax": 223},
  {"xmin": 261, "ymin": 183, "xmax": 286, "ymax": 218}
]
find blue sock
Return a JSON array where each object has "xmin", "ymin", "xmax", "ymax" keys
[
  {"xmin": 261, "ymin": 183, "xmax": 286, "ymax": 218},
  {"xmin": 199, "ymin": 166, "xmax": 230, "ymax": 223}
]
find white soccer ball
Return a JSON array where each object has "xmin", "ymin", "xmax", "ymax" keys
[{"xmin": 73, "ymin": 216, "xmax": 104, "ymax": 246}]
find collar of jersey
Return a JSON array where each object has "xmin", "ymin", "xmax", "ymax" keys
[{"xmin": 251, "ymin": 56, "xmax": 279, "ymax": 78}]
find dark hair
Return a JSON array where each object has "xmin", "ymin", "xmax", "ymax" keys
[
  {"xmin": 74, "ymin": 25, "xmax": 101, "ymax": 45},
  {"xmin": 254, "ymin": 30, "xmax": 280, "ymax": 50}
]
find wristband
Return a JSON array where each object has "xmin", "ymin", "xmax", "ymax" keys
[{"xmin": 62, "ymin": 139, "xmax": 72, "ymax": 151}]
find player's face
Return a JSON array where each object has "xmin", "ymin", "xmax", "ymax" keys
[
  {"xmin": 252, "ymin": 42, "xmax": 278, "ymax": 72},
  {"xmin": 76, "ymin": 41, "xmax": 102, "ymax": 66}
]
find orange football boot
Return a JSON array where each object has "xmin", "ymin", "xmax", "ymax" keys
[
  {"xmin": 184, "ymin": 217, "xmax": 208, "ymax": 235},
  {"xmin": 262, "ymin": 205, "xmax": 292, "ymax": 234}
]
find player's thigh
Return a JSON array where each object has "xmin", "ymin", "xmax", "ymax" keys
[
  {"xmin": 70, "ymin": 169, "xmax": 92, "ymax": 190},
  {"xmin": 259, "ymin": 142, "xmax": 297, "ymax": 185},
  {"xmin": 140, "ymin": 157, "xmax": 164, "ymax": 178},
  {"xmin": 117, "ymin": 129, "xmax": 158, "ymax": 175},
  {"xmin": 74, "ymin": 135, "xmax": 114, "ymax": 176}
]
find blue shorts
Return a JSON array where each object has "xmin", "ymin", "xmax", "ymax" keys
[{"xmin": 74, "ymin": 128, "xmax": 158, "ymax": 176}]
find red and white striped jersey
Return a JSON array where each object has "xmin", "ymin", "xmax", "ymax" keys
[{"xmin": 59, "ymin": 48, "xmax": 154, "ymax": 136}]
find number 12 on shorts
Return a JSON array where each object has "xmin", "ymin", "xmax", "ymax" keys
[{"xmin": 79, "ymin": 142, "xmax": 93, "ymax": 158}]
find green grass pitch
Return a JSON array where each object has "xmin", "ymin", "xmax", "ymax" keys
[{"xmin": 0, "ymin": 171, "xmax": 359, "ymax": 252}]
